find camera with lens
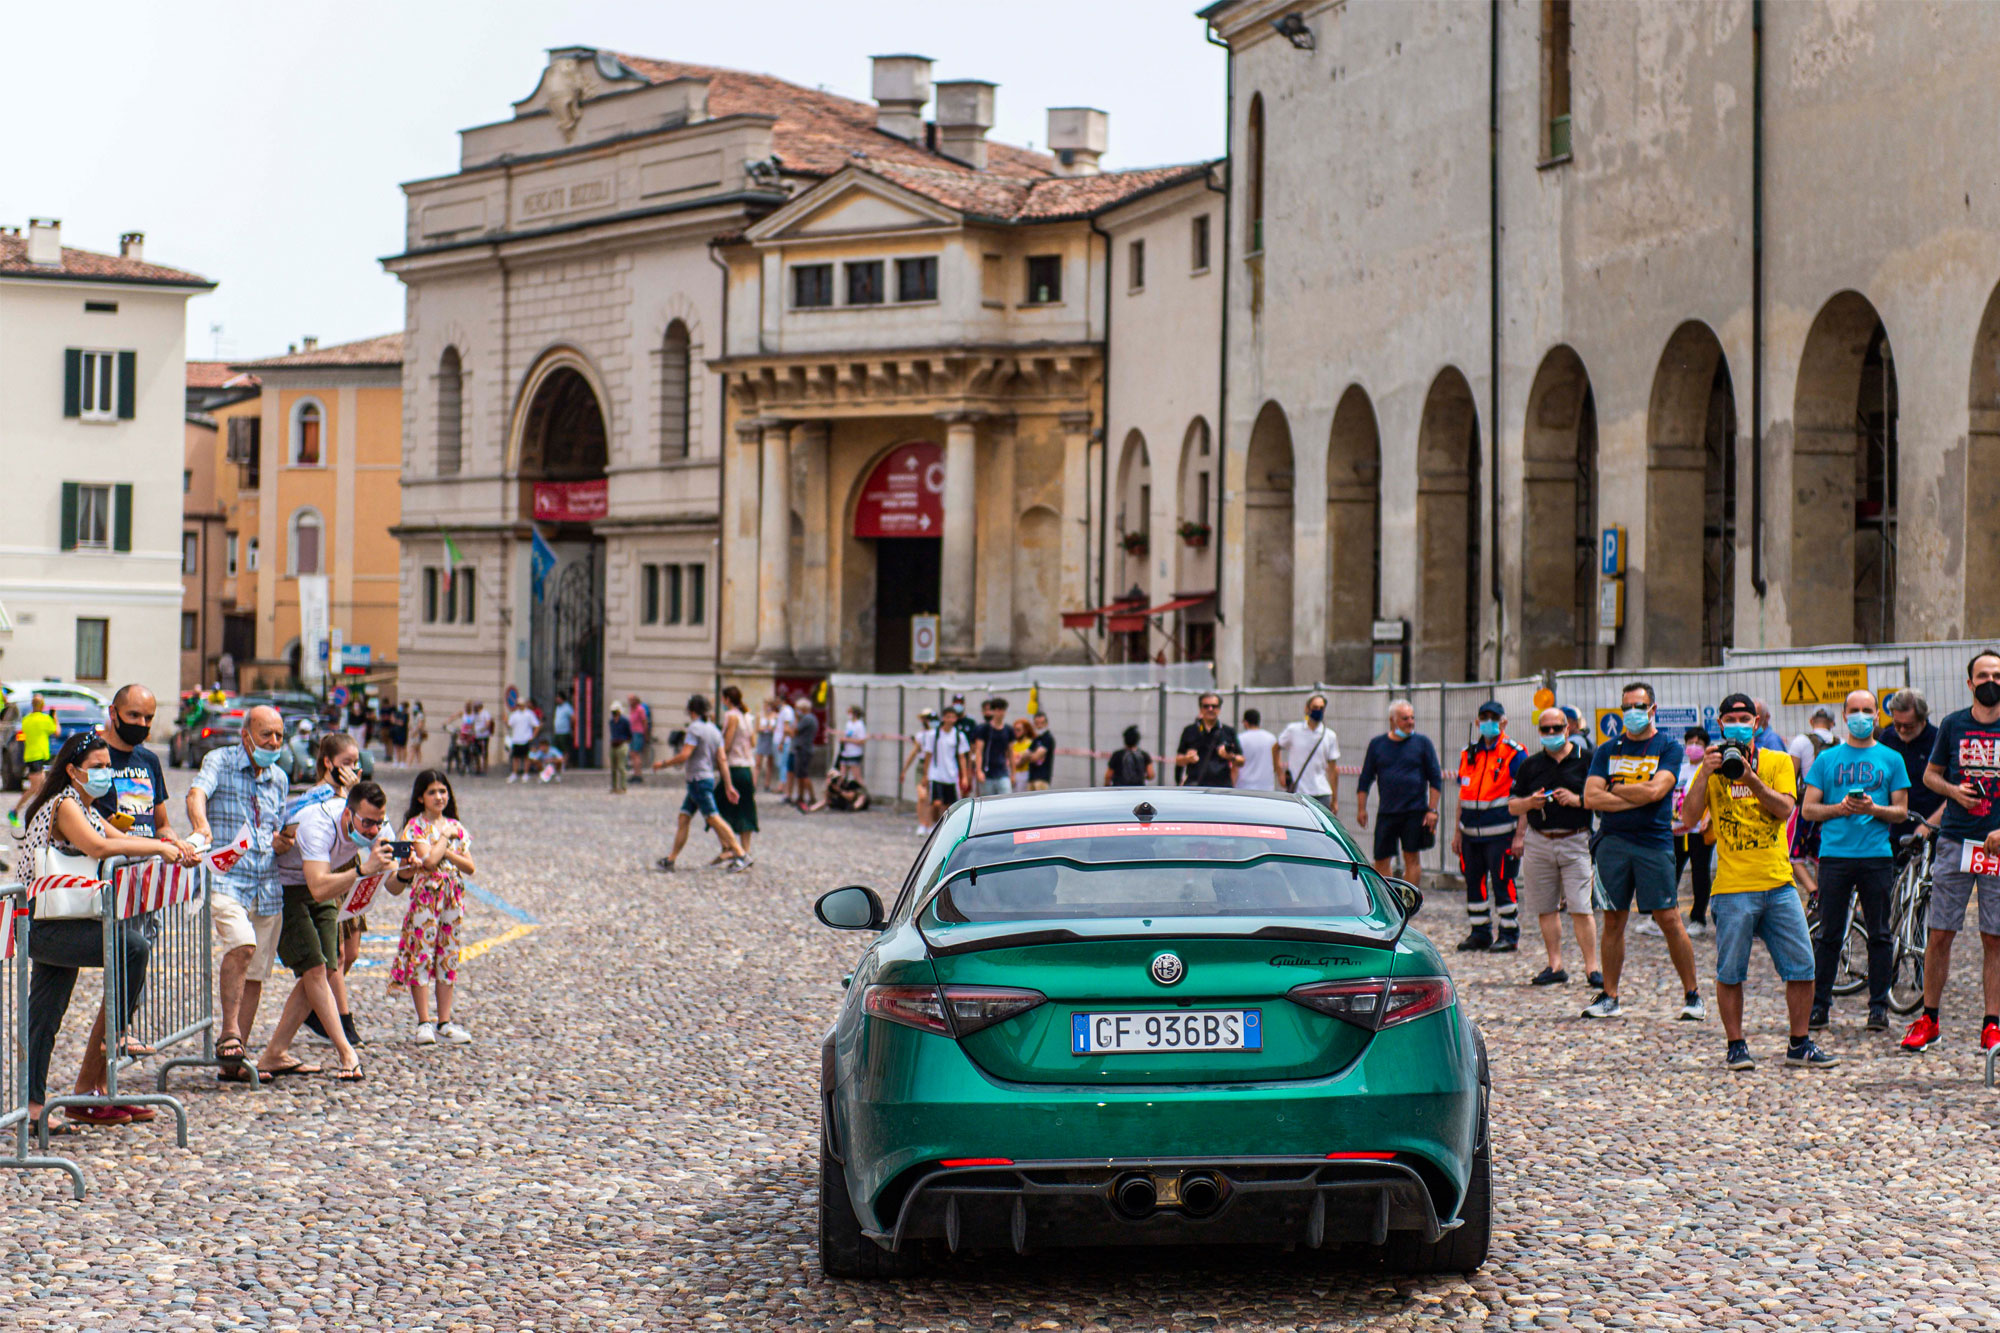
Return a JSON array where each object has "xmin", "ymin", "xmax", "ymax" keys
[{"xmin": 1714, "ymin": 740, "xmax": 1751, "ymax": 781}]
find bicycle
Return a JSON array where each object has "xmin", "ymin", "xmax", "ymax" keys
[{"xmin": 1884, "ymin": 825, "xmax": 1936, "ymax": 1015}]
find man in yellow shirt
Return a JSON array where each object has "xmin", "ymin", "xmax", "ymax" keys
[
  {"xmin": 1680, "ymin": 693, "xmax": 1837, "ymax": 1072},
  {"xmin": 8, "ymin": 693, "xmax": 61, "ymax": 832}
]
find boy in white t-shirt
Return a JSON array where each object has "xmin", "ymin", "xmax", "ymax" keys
[
  {"xmin": 1234, "ymin": 709, "xmax": 1279, "ymax": 791},
  {"xmin": 1278, "ymin": 693, "xmax": 1342, "ymax": 814},
  {"xmin": 926, "ymin": 705, "xmax": 971, "ymax": 823}
]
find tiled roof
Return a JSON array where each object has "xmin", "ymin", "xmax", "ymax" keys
[
  {"xmin": 0, "ymin": 236, "xmax": 213, "ymax": 287},
  {"xmin": 186, "ymin": 360, "xmax": 260, "ymax": 390},
  {"xmin": 614, "ymin": 55, "xmax": 1059, "ymax": 181},
  {"xmin": 864, "ymin": 161, "xmax": 1212, "ymax": 223},
  {"xmin": 233, "ymin": 332, "xmax": 404, "ymax": 370}
]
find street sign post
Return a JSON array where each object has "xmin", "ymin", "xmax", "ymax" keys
[{"xmin": 911, "ymin": 614, "xmax": 939, "ymax": 666}]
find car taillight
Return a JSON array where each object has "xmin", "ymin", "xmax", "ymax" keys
[
  {"xmin": 201, "ymin": 728, "xmax": 213, "ymax": 738},
  {"xmin": 1288, "ymin": 977, "xmax": 1454, "ymax": 1030},
  {"xmin": 863, "ymin": 984, "xmax": 1047, "ymax": 1037}
]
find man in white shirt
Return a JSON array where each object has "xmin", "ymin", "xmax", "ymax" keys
[
  {"xmin": 1278, "ymin": 693, "xmax": 1342, "ymax": 815},
  {"xmin": 505, "ymin": 703, "xmax": 539, "ymax": 783},
  {"xmin": 1233, "ymin": 709, "xmax": 1279, "ymax": 791},
  {"xmin": 926, "ymin": 704, "xmax": 972, "ymax": 818},
  {"xmin": 1788, "ymin": 706, "xmax": 1837, "ymax": 780},
  {"xmin": 473, "ymin": 703, "xmax": 495, "ymax": 773}
]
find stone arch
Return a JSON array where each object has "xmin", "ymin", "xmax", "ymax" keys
[
  {"xmin": 660, "ymin": 321, "xmax": 692, "ymax": 460},
  {"xmin": 1520, "ymin": 345, "xmax": 1598, "ymax": 673},
  {"xmin": 1792, "ymin": 291, "xmax": 1898, "ymax": 645},
  {"xmin": 1115, "ymin": 430, "xmax": 1153, "ymax": 605},
  {"xmin": 1244, "ymin": 400, "xmax": 1295, "ymax": 685},
  {"xmin": 838, "ymin": 437, "xmax": 944, "ymax": 673},
  {"xmin": 1415, "ymin": 367, "xmax": 1481, "ymax": 681},
  {"xmin": 1325, "ymin": 385, "xmax": 1381, "ymax": 683},
  {"xmin": 1967, "ymin": 281, "xmax": 2000, "ymax": 637},
  {"xmin": 1014, "ymin": 505, "xmax": 1063, "ymax": 662},
  {"xmin": 436, "ymin": 345, "xmax": 464, "ymax": 476},
  {"xmin": 509, "ymin": 347, "xmax": 610, "ymax": 488},
  {"xmin": 1644, "ymin": 322, "xmax": 1736, "ymax": 664}
]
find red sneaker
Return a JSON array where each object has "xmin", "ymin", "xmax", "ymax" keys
[
  {"xmin": 1982, "ymin": 1019, "xmax": 1999, "ymax": 1053},
  {"xmin": 1901, "ymin": 1013, "xmax": 1941, "ymax": 1052}
]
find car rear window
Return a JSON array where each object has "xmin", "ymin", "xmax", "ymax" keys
[{"xmin": 928, "ymin": 822, "xmax": 1375, "ymax": 922}]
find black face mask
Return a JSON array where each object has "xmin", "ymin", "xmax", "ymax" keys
[
  {"xmin": 114, "ymin": 718, "xmax": 151, "ymax": 747},
  {"xmin": 1976, "ymin": 681, "xmax": 2000, "ymax": 709}
]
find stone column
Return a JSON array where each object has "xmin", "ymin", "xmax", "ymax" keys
[
  {"xmin": 725, "ymin": 418, "xmax": 765, "ymax": 659},
  {"xmin": 938, "ymin": 411, "xmax": 982, "ymax": 661},
  {"xmin": 793, "ymin": 419, "xmax": 832, "ymax": 662},
  {"xmin": 755, "ymin": 419, "xmax": 793, "ymax": 660},
  {"xmin": 974, "ymin": 414, "xmax": 1017, "ymax": 666},
  {"xmin": 1058, "ymin": 410, "xmax": 1093, "ymax": 633}
]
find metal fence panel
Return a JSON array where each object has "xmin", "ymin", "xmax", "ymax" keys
[
  {"xmin": 1724, "ymin": 640, "xmax": 1985, "ymax": 722},
  {"xmin": 1551, "ymin": 659, "xmax": 1911, "ymax": 750},
  {"xmin": 0, "ymin": 886, "xmax": 85, "ymax": 1196}
]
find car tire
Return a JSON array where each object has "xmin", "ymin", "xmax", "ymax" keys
[
  {"xmin": 1383, "ymin": 1032, "xmax": 1492, "ymax": 1275},
  {"xmin": 819, "ymin": 1133, "xmax": 924, "ymax": 1280}
]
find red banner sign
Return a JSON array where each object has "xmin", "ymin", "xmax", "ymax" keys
[
  {"xmin": 853, "ymin": 441, "xmax": 943, "ymax": 538},
  {"xmin": 533, "ymin": 479, "xmax": 609, "ymax": 522}
]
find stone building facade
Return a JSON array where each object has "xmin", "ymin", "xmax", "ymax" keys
[{"xmin": 1202, "ymin": 0, "xmax": 2000, "ymax": 684}]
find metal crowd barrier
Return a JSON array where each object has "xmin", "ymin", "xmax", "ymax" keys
[
  {"xmin": 34, "ymin": 855, "xmax": 204, "ymax": 1156},
  {"xmin": 1, "ymin": 884, "xmax": 85, "ymax": 1196}
]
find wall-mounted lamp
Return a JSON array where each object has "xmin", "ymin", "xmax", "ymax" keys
[{"xmin": 1272, "ymin": 12, "xmax": 1315, "ymax": 50}]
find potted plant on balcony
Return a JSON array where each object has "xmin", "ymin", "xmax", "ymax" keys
[
  {"xmin": 1120, "ymin": 531, "xmax": 1149, "ymax": 556},
  {"xmin": 1177, "ymin": 520, "xmax": 1212, "ymax": 549}
]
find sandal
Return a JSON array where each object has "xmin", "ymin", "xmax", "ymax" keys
[
  {"xmin": 260, "ymin": 1058, "xmax": 322, "ymax": 1078},
  {"xmin": 216, "ymin": 1035, "xmax": 247, "ymax": 1074},
  {"xmin": 66, "ymin": 1105, "xmax": 134, "ymax": 1125},
  {"xmin": 332, "ymin": 1062, "xmax": 365, "ymax": 1083},
  {"xmin": 116, "ymin": 1036, "xmax": 156, "ymax": 1059},
  {"xmin": 217, "ymin": 1065, "xmax": 273, "ymax": 1084},
  {"xmin": 113, "ymin": 1104, "xmax": 158, "ymax": 1123}
]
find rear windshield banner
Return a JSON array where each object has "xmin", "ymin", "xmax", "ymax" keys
[{"xmin": 1011, "ymin": 822, "xmax": 1289, "ymax": 845}]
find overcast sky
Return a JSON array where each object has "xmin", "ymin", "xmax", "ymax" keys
[{"xmin": 3, "ymin": 0, "xmax": 1226, "ymax": 363}]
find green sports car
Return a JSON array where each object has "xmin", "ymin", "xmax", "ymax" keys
[{"xmin": 812, "ymin": 787, "xmax": 1491, "ymax": 1278}]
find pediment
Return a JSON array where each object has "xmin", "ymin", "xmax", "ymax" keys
[{"xmin": 745, "ymin": 170, "xmax": 960, "ymax": 243}]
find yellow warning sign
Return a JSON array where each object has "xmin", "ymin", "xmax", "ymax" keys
[{"xmin": 1779, "ymin": 663, "xmax": 1869, "ymax": 706}]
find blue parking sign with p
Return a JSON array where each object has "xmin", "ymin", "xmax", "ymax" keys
[{"xmin": 1600, "ymin": 526, "xmax": 1626, "ymax": 578}]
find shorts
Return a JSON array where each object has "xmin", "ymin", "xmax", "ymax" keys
[
  {"xmin": 510, "ymin": 742, "xmax": 531, "ymax": 761},
  {"xmin": 211, "ymin": 891, "xmax": 282, "ymax": 983},
  {"xmin": 1711, "ymin": 885, "xmax": 1816, "ymax": 985},
  {"xmin": 1592, "ymin": 836, "xmax": 1679, "ymax": 913},
  {"xmin": 1372, "ymin": 809, "xmax": 1433, "ymax": 861},
  {"xmin": 24, "ymin": 760, "xmax": 48, "ymax": 775},
  {"xmin": 792, "ymin": 745, "xmax": 815, "ymax": 774},
  {"xmin": 754, "ymin": 733, "xmax": 775, "ymax": 758},
  {"xmin": 929, "ymin": 780, "xmax": 959, "ymax": 806},
  {"xmin": 277, "ymin": 884, "xmax": 340, "ymax": 978},
  {"xmin": 681, "ymin": 777, "xmax": 720, "ymax": 819},
  {"xmin": 980, "ymin": 777, "xmax": 1011, "ymax": 797},
  {"xmin": 1518, "ymin": 830, "xmax": 1594, "ymax": 916},
  {"xmin": 1929, "ymin": 837, "xmax": 2000, "ymax": 935},
  {"xmin": 1028, "ymin": 779, "xmax": 1052, "ymax": 791}
]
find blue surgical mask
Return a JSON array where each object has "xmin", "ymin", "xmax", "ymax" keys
[
  {"xmin": 251, "ymin": 745, "xmax": 284, "ymax": 769},
  {"xmin": 1846, "ymin": 713, "xmax": 1877, "ymax": 740},
  {"xmin": 1478, "ymin": 719, "xmax": 1501, "ymax": 739},
  {"xmin": 1390, "ymin": 728, "xmax": 1410, "ymax": 741},
  {"xmin": 79, "ymin": 770, "xmax": 115, "ymax": 799},
  {"xmin": 1540, "ymin": 733, "xmax": 1567, "ymax": 752},
  {"xmin": 1622, "ymin": 707, "xmax": 1652, "ymax": 733},
  {"xmin": 346, "ymin": 825, "xmax": 375, "ymax": 849},
  {"xmin": 1722, "ymin": 723, "xmax": 1755, "ymax": 744}
]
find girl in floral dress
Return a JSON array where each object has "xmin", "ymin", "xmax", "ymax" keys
[{"xmin": 391, "ymin": 769, "xmax": 477, "ymax": 1046}]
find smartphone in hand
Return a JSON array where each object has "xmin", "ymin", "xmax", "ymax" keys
[{"xmin": 386, "ymin": 840, "xmax": 417, "ymax": 859}]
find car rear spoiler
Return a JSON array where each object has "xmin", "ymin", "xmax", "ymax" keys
[{"xmin": 920, "ymin": 915, "xmax": 1401, "ymax": 958}]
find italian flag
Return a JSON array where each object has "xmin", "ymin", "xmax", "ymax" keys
[{"xmin": 440, "ymin": 526, "xmax": 466, "ymax": 575}]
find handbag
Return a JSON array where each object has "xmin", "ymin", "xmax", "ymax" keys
[{"xmin": 31, "ymin": 843, "xmax": 108, "ymax": 921}]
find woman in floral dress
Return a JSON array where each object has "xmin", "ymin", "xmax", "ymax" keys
[{"xmin": 392, "ymin": 768, "xmax": 476, "ymax": 1046}]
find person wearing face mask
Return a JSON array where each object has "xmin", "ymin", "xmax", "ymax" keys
[
  {"xmin": 1800, "ymin": 689, "xmax": 1909, "ymax": 1032},
  {"xmin": 1582, "ymin": 682, "xmax": 1704, "ymax": 1022},
  {"xmin": 1878, "ymin": 688, "xmax": 1942, "ymax": 847},
  {"xmin": 1453, "ymin": 701, "xmax": 1525, "ymax": 953},
  {"xmin": 186, "ymin": 704, "xmax": 290, "ymax": 1082},
  {"xmin": 1680, "ymin": 693, "xmax": 1834, "ymax": 1071},
  {"xmin": 20, "ymin": 731, "xmax": 197, "ymax": 1133},
  {"xmin": 1670, "ymin": 728, "xmax": 1716, "ymax": 937},
  {"xmin": 1788, "ymin": 706, "xmax": 1839, "ymax": 783},
  {"xmin": 1507, "ymin": 707, "xmax": 1601, "ymax": 987},
  {"xmin": 1356, "ymin": 700, "xmax": 1442, "ymax": 885},
  {"xmin": 1904, "ymin": 651, "xmax": 2000, "ymax": 1055},
  {"xmin": 1278, "ymin": 695, "xmax": 1341, "ymax": 813},
  {"xmin": 97, "ymin": 684, "xmax": 192, "ymax": 850},
  {"xmin": 278, "ymin": 733, "xmax": 369, "ymax": 1050}
]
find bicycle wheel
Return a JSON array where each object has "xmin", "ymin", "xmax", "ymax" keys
[
  {"xmin": 1888, "ymin": 882, "xmax": 1930, "ymax": 1015},
  {"xmin": 1832, "ymin": 906, "xmax": 1870, "ymax": 996}
]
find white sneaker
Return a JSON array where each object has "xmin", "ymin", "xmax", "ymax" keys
[
  {"xmin": 1685, "ymin": 920, "xmax": 1710, "ymax": 937},
  {"xmin": 1635, "ymin": 918, "xmax": 1664, "ymax": 937},
  {"xmin": 506, "ymin": 774, "xmax": 517, "ymax": 784},
  {"xmin": 1679, "ymin": 994, "xmax": 1707, "ymax": 1022},
  {"xmin": 438, "ymin": 1021, "xmax": 472, "ymax": 1045},
  {"xmin": 414, "ymin": 1021, "xmax": 437, "ymax": 1046}
]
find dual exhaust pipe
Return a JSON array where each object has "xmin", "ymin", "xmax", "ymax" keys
[{"xmin": 1112, "ymin": 1170, "xmax": 1223, "ymax": 1220}]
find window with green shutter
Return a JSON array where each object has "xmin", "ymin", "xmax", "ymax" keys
[
  {"xmin": 117, "ymin": 351, "xmax": 136, "ymax": 419},
  {"xmin": 113, "ymin": 483, "xmax": 133, "ymax": 552},
  {"xmin": 60, "ymin": 481, "xmax": 79, "ymax": 549},
  {"xmin": 63, "ymin": 349, "xmax": 82, "ymax": 418}
]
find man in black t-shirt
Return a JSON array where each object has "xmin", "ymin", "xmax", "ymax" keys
[
  {"xmin": 98, "ymin": 684, "xmax": 189, "ymax": 848},
  {"xmin": 972, "ymin": 697, "xmax": 1015, "ymax": 797},
  {"xmin": 1507, "ymin": 706, "xmax": 1600, "ymax": 988},
  {"xmin": 1025, "ymin": 712, "xmax": 1057, "ymax": 790},
  {"xmin": 1176, "ymin": 693, "xmax": 1239, "ymax": 787}
]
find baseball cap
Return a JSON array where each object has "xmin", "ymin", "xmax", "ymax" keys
[
  {"xmin": 1718, "ymin": 692, "xmax": 1756, "ymax": 717},
  {"xmin": 1476, "ymin": 700, "xmax": 1505, "ymax": 718},
  {"xmin": 1559, "ymin": 705, "xmax": 1581, "ymax": 725}
]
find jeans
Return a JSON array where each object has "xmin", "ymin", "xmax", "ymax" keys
[
  {"xmin": 1675, "ymin": 834, "xmax": 1714, "ymax": 923},
  {"xmin": 1812, "ymin": 856, "xmax": 1894, "ymax": 1009},
  {"xmin": 26, "ymin": 917, "xmax": 150, "ymax": 1105},
  {"xmin": 1711, "ymin": 886, "xmax": 1816, "ymax": 986},
  {"xmin": 980, "ymin": 777, "xmax": 1012, "ymax": 797}
]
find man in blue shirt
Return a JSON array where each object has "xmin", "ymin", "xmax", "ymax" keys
[
  {"xmin": 1355, "ymin": 700, "xmax": 1442, "ymax": 885},
  {"xmin": 1582, "ymin": 682, "xmax": 1703, "ymax": 1022},
  {"xmin": 1801, "ymin": 688, "xmax": 1909, "ymax": 1030},
  {"xmin": 553, "ymin": 689, "xmax": 576, "ymax": 766}
]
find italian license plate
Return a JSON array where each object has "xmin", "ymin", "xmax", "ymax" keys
[{"xmin": 1071, "ymin": 1009, "xmax": 1262, "ymax": 1055}]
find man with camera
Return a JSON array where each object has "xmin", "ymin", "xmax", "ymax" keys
[
  {"xmin": 1905, "ymin": 650, "xmax": 2000, "ymax": 1054},
  {"xmin": 1582, "ymin": 683, "xmax": 1703, "ymax": 1021},
  {"xmin": 1800, "ymin": 688, "xmax": 1909, "ymax": 1032},
  {"xmin": 1680, "ymin": 693, "xmax": 1836, "ymax": 1070}
]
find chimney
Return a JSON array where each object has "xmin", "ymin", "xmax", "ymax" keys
[
  {"xmin": 1047, "ymin": 107, "xmax": 1109, "ymax": 176},
  {"xmin": 26, "ymin": 217, "xmax": 61, "ymax": 266},
  {"xmin": 301, "ymin": 336, "xmax": 319, "ymax": 352},
  {"xmin": 935, "ymin": 80, "xmax": 997, "ymax": 170},
  {"xmin": 870, "ymin": 54, "xmax": 933, "ymax": 141},
  {"xmin": 119, "ymin": 231, "xmax": 145, "ymax": 262}
]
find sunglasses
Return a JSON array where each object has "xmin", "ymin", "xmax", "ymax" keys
[
  {"xmin": 1538, "ymin": 725, "xmax": 1565, "ymax": 735},
  {"xmin": 353, "ymin": 815, "xmax": 386, "ymax": 835}
]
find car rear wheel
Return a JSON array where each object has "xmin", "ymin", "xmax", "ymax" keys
[
  {"xmin": 1383, "ymin": 1030, "xmax": 1491, "ymax": 1275},
  {"xmin": 819, "ymin": 1134, "xmax": 924, "ymax": 1279}
]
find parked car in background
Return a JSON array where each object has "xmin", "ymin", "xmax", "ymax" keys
[
  {"xmin": 173, "ymin": 705, "xmax": 247, "ymax": 771},
  {"xmin": 2, "ymin": 683, "xmax": 113, "ymax": 791},
  {"xmin": 242, "ymin": 690, "xmax": 319, "ymax": 733},
  {"xmin": 3, "ymin": 699, "xmax": 106, "ymax": 791}
]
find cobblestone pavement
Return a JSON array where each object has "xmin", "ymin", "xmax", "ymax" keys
[{"xmin": 7, "ymin": 773, "xmax": 2000, "ymax": 1331}]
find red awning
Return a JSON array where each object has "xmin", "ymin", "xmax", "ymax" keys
[
  {"xmin": 1065, "ymin": 591, "xmax": 1212, "ymax": 633},
  {"xmin": 1145, "ymin": 592, "xmax": 1214, "ymax": 616},
  {"xmin": 1061, "ymin": 598, "xmax": 1142, "ymax": 631}
]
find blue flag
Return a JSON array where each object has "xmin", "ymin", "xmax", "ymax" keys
[{"xmin": 530, "ymin": 527, "xmax": 556, "ymax": 601}]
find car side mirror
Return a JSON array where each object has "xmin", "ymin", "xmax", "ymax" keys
[
  {"xmin": 1384, "ymin": 876, "xmax": 1423, "ymax": 918},
  {"xmin": 816, "ymin": 884, "xmax": 885, "ymax": 931}
]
